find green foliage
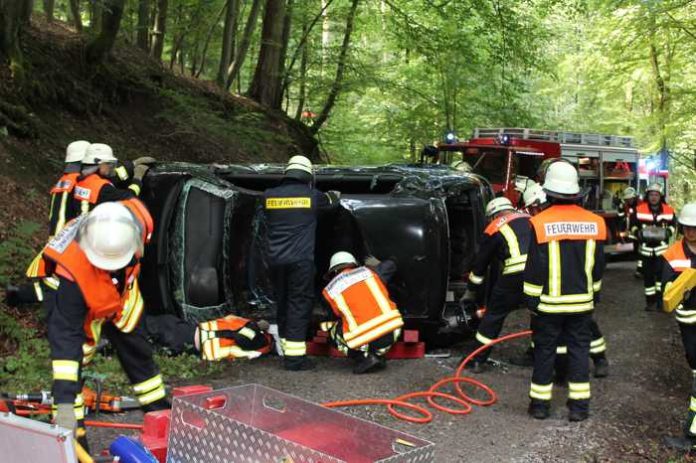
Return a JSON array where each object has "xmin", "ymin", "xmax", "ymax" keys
[{"xmin": 0, "ymin": 220, "xmax": 40, "ymax": 286}]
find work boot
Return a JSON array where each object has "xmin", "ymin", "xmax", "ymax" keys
[
  {"xmin": 464, "ymin": 359, "xmax": 487, "ymax": 374},
  {"xmin": 568, "ymin": 409, "xmax": 589, "ymax": 422},
  {"xmin": 284, "ymin": 356, "xmax": 316, "ymax": 371},
  {"xmin": 4, "ymin": 285, "xmax": 20, "ymax": 307},
  {"xmin": 528, "ymin": 400, "xmax": 550, "ymax": 420},
  {"xmin": 645, "ymin": 301, "xmax": 658, "ymax": 312},
  {"xmin": 593, "ymin": 357, "xmax": 609, "ymax": 378},
  {"xmin": 141, "ymin": 398, "xmax": 171, "ymax": 413},
  {"xmin": 663, "ymin": 436, "xmax": 696, "ymax": 453},
  {"xmin": 353, "ymin": 353, "xmax": 383, "ymax": 374},
  {"xmin": 508, "ymin": 348, "xmax": 534, "ymax": 367}
]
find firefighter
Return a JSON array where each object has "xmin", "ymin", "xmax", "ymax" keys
[
  {"xmin": 144, "ymin": 314, "xmax": 273, "ymax": 361},
  {"xmin": 74, "ymin": 143, "xmax": 153, "ymax": 214},
  {"xmin": 662, "ymin": 203, "xmax": 696, "ymax": 452},
  {"xmin": 321, "ymin": 252, "xmax": 403, "ymax": 374},
  {"xmin": 524, "ymin": 161, "xmax": 606, "ymax": 421},
  {"xmin": 263, "ymin": 155, "xmax": 340, "ymax": 371},
  {"xmin": 461, "ymin": 197, "xmax": 531, "ymax": 372},
  {"xmin": 6, "ymin": 141, "xmax": 91, "ymax": 307},
  {"xmin": 43, "ymin": 201, "xmax": 168, "ymax": 440},
  {"xmin": 631, "ymin": 183, "xmax": 676, "ymax": 311},
  {"xmin": 618, "ymin": 187, "xmax": 642, "ymax": 278}
]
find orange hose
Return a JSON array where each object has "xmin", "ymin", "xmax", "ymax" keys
[{"xmin": 323, "ymin": 330, "xmax": 532, "ymax": 424}]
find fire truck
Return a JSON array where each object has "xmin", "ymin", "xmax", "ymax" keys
[{"xmin": 434, "ymin": 127, "xmax": 644, "ymax": 253}]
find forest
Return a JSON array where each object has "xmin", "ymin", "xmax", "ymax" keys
[{"xmin": 0, "ymin": 0, "xmax": 695, "ymax": 201}]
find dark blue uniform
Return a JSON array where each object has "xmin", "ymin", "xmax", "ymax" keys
[{"xmin": 263, "ymin": 178, "xmax": 339, "ymax": 360}]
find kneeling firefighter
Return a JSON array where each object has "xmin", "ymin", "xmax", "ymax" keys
[
  {"xmin": 321, "ymin": 252, "xmax": 403, "ymax": 374},
  {"xmin": 40, "ymin": 201, "xmax": 168, "ymax": 443},
  {"xmin": 461, "ymin": 197, "xmax": 531, "ymax": 372},
  {"xmin": 143, "ymin": 314, "xmax": 273, "ymax": 361},
  {"xmin": 662, "ymin": 203, "xmax": 696, "ymax": 452}
]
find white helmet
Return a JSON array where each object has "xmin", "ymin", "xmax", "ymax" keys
[
  {"xmin": 679, "ymin": 203, "xmax": 696, "ymax": 227},
  {"xmin": 450, "ymin": 161, "xmax": 472, "ymax": 173},
  {"xmin": 622, "ymin": 187, "xmax": 637, "ymax": 200},
  {"xmin": 78, "ymin": 202, "xmax": 142, "ymax": 271},
  {"xmin": 83, "ymin": 143, "xmax": 118, "ymax": 165},
  {"xmin": 328, "ymin": 251, "xmax": 358, "ymax": 272},
  {"xmin": 285, "ymin": 155, "xmax": 313, "ymax": 175},
  {"xmin": 543, "ymin": 161, "xmax": 580, "ymax": 196},
  {"xmin": 485, "ymin": 197, "xmax": 514, "ymax": 218},
  {"xmin": 65, "ymin": 140, "xmax": 90, "ymax": 163},
  {"xmin": 645, "ymin": 183, "xmax": 663, "ymax": 195},
  {"xmin": 523, "ymin": 182, "xmax": 547, "ymax": 208}
]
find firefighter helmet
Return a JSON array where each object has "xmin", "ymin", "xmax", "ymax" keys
[
  {"xmin": 622, "ymin": 187, "xmax": 637, "ymax": 200},
  {"xmin": 645, "ymin": 183, "xmax": 663, "ymax": 195},
  {"xmin": 450, "ymin": 161, "xmax": 472, "ymax": 172},
  {"xmin": 65, "ymin": 140, "xmax": 90, "ymax": 163},
  {"xmin": 543, "ymin": 161, "xmax": 580, "ymax": 196},
  {"xmin": 78, "ymin": 202, "xmax": 142, "ymax": 271},
  {"xmin": 83, "ymin": 143, "xmax": 118, "ymax": 165},
  {"xmin": 485, "ymin": 197, "xmax": 515, "ymax": 218},
  {"xmin": 679, "ymin": 203, "xmax": 696, "ymax": 227},
  {"xmin": 285, "ymin": 155, "xmax": 313, "ymax": 182},
  {"xmin": 523, "ymin": 182, "xmax": 547, "ymax": 208},
  {"xmin": 328, "ymin": 251, "xmax": 358, "ymax": 272}
]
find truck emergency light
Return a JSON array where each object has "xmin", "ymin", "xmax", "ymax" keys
[{"xmin": 444, "ymin": 130, "xmax": 457, "ymax": 144}]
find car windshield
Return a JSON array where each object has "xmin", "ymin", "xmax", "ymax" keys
[{"xmin": 461, "ymin": 149, "xmax": 508, "ymax": 184}]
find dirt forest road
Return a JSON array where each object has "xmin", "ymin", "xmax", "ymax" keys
[{"xmin": 93, "ymin": 261, "xmax": 694, "ymax": 462}]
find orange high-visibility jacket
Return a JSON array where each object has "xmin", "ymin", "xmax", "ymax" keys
[
  {"xmin": 74, "ymin": 174, "xmax": 112, "ymax": 213},
  {"xmin": 322, "ymin": 266, "xmax": 403, "ymax": 350},
  {"xmin": 198, "ymin": 315, "xmax": 272, "ymax": 361}
]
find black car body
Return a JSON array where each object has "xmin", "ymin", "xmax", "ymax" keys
[{"xmin": 138, "ymin": 163, "xmax": 494, "ymax": 343}]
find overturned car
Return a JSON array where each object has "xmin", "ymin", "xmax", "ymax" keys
[{"xmin": 137, "ymin": 163, "xmax": 494, "ymax": 344}]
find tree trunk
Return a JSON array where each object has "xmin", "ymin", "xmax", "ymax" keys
[
  {"xmin": 311, "ymin": 0, "xmax": 359, "ymax": 133},
  {"xmin": 216, "ymin": 0, "xmax": 240, "ymax": 86},
  {"xmin": 136, "ymin": 0, "xmax": 150, "ymax": 50},
  {"xmin": 279, "ymin": 0, "xmax": 292, "ymax": 82},
  {"xmin": 282, "ymin": 0, "xmax": 334, "ymax": 95},
  {"xmin": 0, "ymin": 0, "xmax": 33, "ymax": 79},
  {"xmin": 224, "ymin": 0, "xmax": 265, "ymax": 90},
  {"xmin": 90, "ymin": 0, "xmax": 103, "ymax": 31},
  {"xmin": 68, "ymin": 0, "xmax": 82, "ymax": 32},
  {"xmin": 248, "ymin": 0, "xmax": 287, "ymax": 108},
  {"xmin": 150, "ymin": 0, "xmax": 168, "ymax": 60},
  {"xmin": 294, "ymin": 18, "xmax": 308, "ymax": 120},
  {"xmin": 43, "ymin": 0, "xmax": 55, "ymax": 22},
  {"xmin": 86, "ymin": 0, "xmax": 125, "ymax": 64},
  {"xmin": 197, "ymin": 1, "xmax": 228, "ymax": 79},
  {"xmin": 321, "ymin": 0, "xmax": 330, "ymax": 76}
]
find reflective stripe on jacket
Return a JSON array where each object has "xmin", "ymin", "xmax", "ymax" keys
[
  {"xmin": 523, "ymin": 204, "xmax": 607, "ymax": 314},
  {"xmin": 49, "ymin": 172, "xmax": 80, "ymax": 236},
  {"xmin": 322, "ymin": 266, "xmax": 403, "ymax": 350},
  {"xmin": 198, "ymin": 315, "xmax": 272, "ymax": 361},
  {"xmin": 662, "ymin": 240, "xmax": 696, "ymax": 324},
  {"xmin": 468, "ymin": 212, "xmax": 531, "ymax": 287},
  {"xmin": 74, "ymin": 174, "xmax": 112, "ymax": 214},
  {"xmin": 633, "ymin": 202, "xmax": 676, "ymax": 257}
]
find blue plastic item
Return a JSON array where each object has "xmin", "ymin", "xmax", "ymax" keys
[{"xmin": 109, "ymin": 436, "xmax": 158, "ymax": 463}]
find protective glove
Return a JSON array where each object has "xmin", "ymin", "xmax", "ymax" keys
[
  {"xmin": 327, "ymin": 190, "xmax": 341, "ymax": 203},
  {"xmin": 133, "ymin": 164, "xmax": 150, "ymax": 181},
  {"xmin": 364, "ymin": 255, "xmax": 380, "ymax": 267},
  {"xmin": 54, "ymin": 403, "xmax": 77, "ymax": 434},
  {"xmin": 133, "ymin": 156, "xmax": 157, "ymax": 166}
]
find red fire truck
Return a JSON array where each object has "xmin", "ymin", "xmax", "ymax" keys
[{"xmin": 435, "ymin": 127, "xmax": 641, "ymax": 253}]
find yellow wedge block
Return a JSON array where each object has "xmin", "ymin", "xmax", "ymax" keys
[{"xmin": 664, "ymin": 269, "xmax": 696, "ymax": 313}]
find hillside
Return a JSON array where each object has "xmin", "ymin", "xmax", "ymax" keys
[{"xmin": 0, "ymin": 16, "xmax": 319, "ymax": 265}]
